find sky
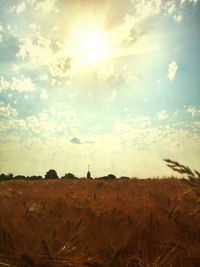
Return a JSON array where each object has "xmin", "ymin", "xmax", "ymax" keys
[{"xmin": 0, "ymin": 0, "xmax": 200, "ymax": 178}]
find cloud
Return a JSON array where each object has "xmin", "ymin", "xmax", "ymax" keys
[
  {"xmin": 0, "ymin": 76, "xmax": 36, "ymax": 93},
  {"xmin": 40, "ymin": 88, "xmax": 48, "ymax": 99},
  {"xmin": 70, "ymin": 137, "xmax": 94, "ymax": 145},
  {"xmin": 70, "ymin": 137, "xmax": 82, "ymax": 144},
  {"xmin": 109, "ymin": 14, "xmax": 140, "ymax": 48},
  {"xmin": 85, "ymin": 140, "xmax": 95, "ymax": 144},
  {"xmin": 173, "ymin": 14, "xmax": 183, "ymax": 23},
  {"xmin": 27, "ymin": 0, "xmax": 58, "ymax": 13},
  {"xmin": 133, "ymin": 0, "xmax": 162, "ymax": 17},
  {"xmin": 157, "ymin": 110, "xmax": 168, "ymax": 120},
  {"xmin": 134, "ymin": 115, "xmax": 152, "ymax": 127},
  {"xmin": 17, "ymin": 34, "xmax": 53, "ymax": 62},
  {"xmin": 0, "ymin": 102, "xmax": 18, "ymax": 117},
  {"xmin": 187, "ymin": 106, "xmax": 200, "ymax": 117},
  {"xmin": 48, "ymin": 57, "xmax": 71, "ymax": 79},
  {"xmin": 0, "ymin": 105, "xmax": 80, "ymax": 138},
  {"xmin": 10, "ymin": 2, "xmax": 26, "ymax": 14},
  {"xmin": 168, "ymin": 61, "xmax": 178, "ymax": 81},
  {"xmin": 166, "ymin": 1, "xmax": 176, "ymax": 15},
  {"xmin": 108, "ymin": 90, "xmax": 117, "ymax": 102},
  {"xmin": 113, "ymin": 115, "xmax": 152, "ymax": 135},
  {"xmin": 17, "ymin": 34, "xmax": 71, "ymax": 82},
  {"xmin": 0, "ymin": 24, "xmax": 3, "ymax": 43},
  {"xmin": 96, "ymin": 64, "xmax": 137, "ymax": 85},
  {"xmin": 97, "ymin": 64, "xmax": 118, "ymax": 81}
]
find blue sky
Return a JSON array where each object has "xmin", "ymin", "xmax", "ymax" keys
[{"xmin": 0, "ymin": 0, "xmax": 200, "ymax": 177}]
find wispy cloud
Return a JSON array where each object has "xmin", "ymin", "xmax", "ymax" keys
[{"xmin": 70, "ymin": 137, "xmax": 94, "ymax": 145}]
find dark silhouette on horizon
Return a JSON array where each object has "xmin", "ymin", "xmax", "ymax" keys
[
  {"xmin": 87, "ymin": 164, "xmax": 91, "ymax": 179},
  {"xmin": 45, "ymin": 169, "xmax": 59, "ymax": 179},
  {"xmin": 1, "ymin": 159, "xmax": 200, "ymax": 182}
]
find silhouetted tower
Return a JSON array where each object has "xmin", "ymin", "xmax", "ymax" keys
[{"xmin": 87, "ymin": 165, "xmax": 91, "ymax": 179}]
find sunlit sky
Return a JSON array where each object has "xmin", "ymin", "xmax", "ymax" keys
[{"xmin": 0, "ymin": 0, "xmax": 200, "ymax": 177}]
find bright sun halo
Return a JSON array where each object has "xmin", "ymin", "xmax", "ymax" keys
[{"xmin": 68, "ymin": 29, "xmax": 109, "ymax": 65}]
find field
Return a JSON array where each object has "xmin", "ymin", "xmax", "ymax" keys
[{"xmin": 0, "ymin": 178, "xmax": 200, "ymax": 267}]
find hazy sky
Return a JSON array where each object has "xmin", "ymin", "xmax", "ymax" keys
[{"xmin": 0, "ymin": 0, "xmax": 200, "ymax": 177}]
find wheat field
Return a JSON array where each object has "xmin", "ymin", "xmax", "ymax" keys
[{"xmin": 0, "ymin": 178, "xmax": 200, "ymax": 267}]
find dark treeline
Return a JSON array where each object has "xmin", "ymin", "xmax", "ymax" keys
[{"xmin": 0, "ymin": 169, "xmax": 130, "ymax": 181}]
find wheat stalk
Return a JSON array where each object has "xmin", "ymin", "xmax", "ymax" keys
[{"xmin": 164, "ymin": 159, "xmax": 200, "ymax": 180}]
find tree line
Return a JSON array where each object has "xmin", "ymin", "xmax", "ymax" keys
[{"xmin": 0, "ymin": 169, "xmax": 126, "ymax": 181}]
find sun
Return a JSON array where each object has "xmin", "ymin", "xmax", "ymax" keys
[{"xmin": 67, "ymin": 28, "xmax": 109, "ymax": 65}]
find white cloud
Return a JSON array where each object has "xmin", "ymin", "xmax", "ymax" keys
[
  {"xmin": 129, "ymin": 0, "xmax": 192, "ymax": 24},
  {"xmin": 17, "ymin": 34, "xmax": 71, "ymax": 82},
  {"xmin": 40, "ymin": 88, "xmax": 48, "ymax": 99},
  {"xmin": 10, "ymin": 2, "xmax": 26, "ymax": 14},
  {"xmin": 91, "ymin": 124, "xmax": 103, "ymax": 132},
  {"xmin": 108, "ymin": 90, "xmax": 117, "ymax": 102},
  {"xmin": 168, "ymin": 61, "xmax": 178, "ymax": 81},
  {"xmin": 0, "ymin": 76, "xmax": 36, "ymax": 93},
  {"xmin": 17, "ymin": 34, "xmax": 53, "ymax": 62},
  {"xmin": 173, "ymin": 14, "xmax": 183, "ymax": 23},
  {"xmin": 157, "ymin": 110, "xmax": 168, "ymax": 120},
  {"xmin": 39, "ymin": 74, "xmax": 48, "ymax": 81},
  {"xmin": 69, "ymin": 93, "xmax": 76, "ymax": 99},
  {"xmin": 109, "ymin": 14, "xmax": 139, "ymax": 46},
  {"xmin": 0, "ymin": 105, "xmax": 80, "ymax": 138},
  {"xmin": 97, "ymin": 64, "xmax": 117, "ymax": 81},
  {"xmin": 48, "ymin": 57, "xmax": 71, "ymax": 79},
  {"xmin": 0, "ymin": 102, "xmax": 18, "ymax": 117},
  {"xmin": 113, "ymin": 115, "xmax": 152, "ymax": 134},
  {"xmin": 187, "ymin": 106, "xmax": 200, "ymax": 117},
  {"xmin": 166, "ymin": 1, "xmax": 176, "ymax": 15},
  {"xmin": 27, "ymin": 0, "xmax": 58, "ymax": 13},
  {"xmin": 124, "ymin": 15, "xmax": 135, "ymax": 28},
  {"xmin": 122, "ymin": 66, "xmax": 138, "ymax": 83},
  {"xmin": 6, "ymin": 24, "xmax": 18, "ymax": 38},
  {"xmin": 0, "ymin": 23, "xmax": 3, "ymax": 43},
  {"xmin": 134, "ymin": 115, "xmax": 152, "ymax": 127}
]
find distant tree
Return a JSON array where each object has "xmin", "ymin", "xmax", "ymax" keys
[
  {"xmin": 8, "ymin": 173, "xmax": 13, "ymax": 179},
  {"xmin": 119, "ymin": 176, "xmax": 130, "ymax": 180},
  {"xmin": 0, "ymin": 173, "xmax": 14, "ymax": 181},
  {"xmin": 62, "ymin": 173, "xmax": 77, "ymax": 179},
  {"xmin": 0, "ymin": 173, "xmax": 6, "ymax": 181},
  {"xmin": 14, "ymin": 175, "xmax": 26, "ymax": 180},
  {"xmin": 45, "ymin": 169, "xmax": 59, "ymax": 179},
  {"xmin": 107, "ymin": 174, "xmax": 117, "ymax": 180},
  {"xmin": 98, "ymin": 174, "xmax": 117, "ymax": 180}
]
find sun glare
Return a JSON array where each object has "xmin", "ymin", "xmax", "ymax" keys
[{"xmin": 67, "ymin": 28, "xmax": 109, "ymax": 65}]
